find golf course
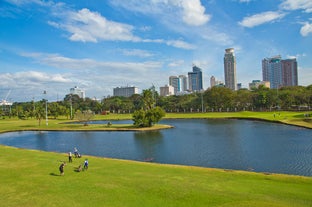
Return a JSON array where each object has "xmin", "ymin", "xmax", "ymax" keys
[{"xmin": 1, "ymin": 111, "xmax": 312, "ymax": 206}]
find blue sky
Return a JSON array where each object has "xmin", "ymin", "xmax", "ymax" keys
[{"xmin": 1, "ymin": 0, "xmax": 312, "ymax": 102}]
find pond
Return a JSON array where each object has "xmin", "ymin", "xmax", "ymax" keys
[{"xmin": 0, "ymin": 119, "xmax": 311, "ymax": 176}]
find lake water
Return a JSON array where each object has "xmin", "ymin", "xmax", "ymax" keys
[{"xmin": 0, "ymin": 119, "xmax": 311, "ymax": 176}]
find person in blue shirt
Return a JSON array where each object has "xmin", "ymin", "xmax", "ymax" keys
[{"xmin": 84, "ymin": 159, "xmax": 88, "ymax": 170}]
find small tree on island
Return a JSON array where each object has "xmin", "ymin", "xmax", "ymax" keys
[
  {"xmin": 132, "ymin": 89, "xmax": 165, "ymax": 127},
  {"xmin": 75, "ymin": 110, "xmax": 94, "ymax": 126}
]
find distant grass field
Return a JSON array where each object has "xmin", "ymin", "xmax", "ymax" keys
[{"xmin": 1, "ymin": 145, "xmax": 312, "ymax": 207}]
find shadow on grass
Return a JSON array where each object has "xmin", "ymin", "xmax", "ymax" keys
[{"xmin": 50, "ymin": 173, "xmax": 61, "ymax": 176}]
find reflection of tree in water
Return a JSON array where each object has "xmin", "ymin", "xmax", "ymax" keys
[
  {"xmin": 133, "ymin": 131, "xmax": 163, "ymax": 162},
  {"xmin": 35, "ymin": 131, "xmax": 48, "ymax": 150}
]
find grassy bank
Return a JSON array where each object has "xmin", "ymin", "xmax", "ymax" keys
[
  {"xmin": 1, "ymin": 145, "xmax": 312, "ymax": 207},
  {"xmin": 0, "ymin": 116, "xmax": 172, "ymax": 134},
  {"xmin": 164, "ymin": 111, "xmax": 312, "ymax": 129}
]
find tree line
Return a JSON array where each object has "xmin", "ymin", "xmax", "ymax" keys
[{"xmin": 1, "ymin": 85, "xmax": 311, "ymax": 120}]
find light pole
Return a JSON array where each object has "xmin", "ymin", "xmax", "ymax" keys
[
  {"xmin": 70, "ymin": 94, "xmax": 73, "ymax": 120},
  {"xmin": 43, "ymin": 90, "xmax": 48, "ymax": 126},
  {"xmin": 200, "ymin": 90, "xmax": 204, "ymax": 113}
]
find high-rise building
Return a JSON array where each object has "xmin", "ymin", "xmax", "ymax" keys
[
  {"xmin": 169, "ymin": 75, "xmax": 188, "ymax": 95},
  {"xmin": 70, "ymin": 86, "xmax": 85, "ymax": 99},
  {"xmin": 188, "ymin": 65, "xmax": 203, "ymax": 91},
  {"xmin": 169, "ymin": 76, "xmax": 179, "ymax": 94},
  {"xmin": 210, "ymin": 76, "xmax": 216, "ymax": 88},
  {"xmin": 113, "ymin": 86, "xmax": 138, "ymax": 97},
  {"xmin": 262, "ymin": 56, "xmax": 298, "ymax": 89},
  {"xmin": 224, "ymin": 48, "xmax": 237, "ymax": 90},
  {"xmin": 160, "ymin": 85, "xmax": 175, "ymax": 96},
  {"xmin": 178, "ymin": 75, "xmax": 188, "ymax": 92},
  {"xmin": 262, "ymin": 55, "xmax": 282, "ymax": 89},
  {"xmin": 281, "ymin": 58, "xmax": 298, "ymax": 87}
]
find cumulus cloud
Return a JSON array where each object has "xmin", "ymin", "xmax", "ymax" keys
[
  {"xmin": 179, "ymin": 0, "xmax": 211, "ymax": 26},
  {"xmin": 239, "ymin": 11, "xmax": 286, "ymax": 28},
  {"xmin": 110, "ymin": 0, "xmax": 210, "ymax": 26},
  {"xmin": 48, "ymin": 7, "xmax": 196, "ymax": 49},
  {"xmin": 280, "ymin": 0, "xmax": 312, "ymax": 13},
  {"xmin": 49, "ymin": 8, "xmax": 140, "ymax": 43},
  {"xmin": 300, "ymin": 22, "xmax": 312, "ymax": 36}
]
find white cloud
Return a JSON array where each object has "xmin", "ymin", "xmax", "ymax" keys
[
  {"xmin": 239, "ymin": 11, "xmax": 286, "ymax": 28},
  {"xmin": 20, "ymin": 52, "xmax": 163, "ymax": 72},
  {"xmin": 0, "ymin": 71, "xmax": 71, "ymax": 93},
  {"xmin": 167, "ymin": 60, "xmax": 185, "ymax": 67},
  {"xmin": 166, "ymin": 40, "xmax": 197, "ymax": 50},
  {"xmin": 120, "ymin": 49, "xmax": 155, "ymax": 58},
  {"xmin": 300, "ymin": 22, "xmax": 312, "ymax": 36},
  {"xmin": 50, "ymin": 8, "xmax": 141, "ymax": 43},
  {"xmin": 236, "ymin": 0, "xmax": 252, "ymax": 3},
  {"xmin": 280, "ymin": 0, "xmax": 312, "ymax": 13},
  {"xmin": 110, "ymin": 0, "xmax": 210, "ymax": 26},
  {"xmin": 4, "ymin": 52, "xmax": 170, "ymax": 101},
  {"xmin": 179, "ymin": 0, "xmax": 211, "ymax": 26},
  {"xmin": 48, "ymin": 7, "xmax": 196, "ymax": 49}
]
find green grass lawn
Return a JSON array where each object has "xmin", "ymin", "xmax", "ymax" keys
[{"xmin": 1, "ymin": 145, "xmax": 312, "ymax": 207}]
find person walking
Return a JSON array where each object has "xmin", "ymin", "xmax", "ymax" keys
[
  {"xmin": 68, "ymin": 151, "xmax": 73, "ymax": 163},
  {"xmin": 74, "ymin": 147, "xmax": 78, "ymax": 158},
  {"xmin": 83, "ymin": 159, "xmax": 88, "ymax": 170}
]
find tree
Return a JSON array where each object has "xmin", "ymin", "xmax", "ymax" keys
[
  {"xmin": 132, "ymin": 107, "xmax": 165, "ymax": 127},
  {"xmin": 75, "ymin": 110, "xmax": 95, "ymax": 126},
  {"xmin": 142, "ymin": 89, "xmax": 155, "ymax": 110},
  {"xmin": 132, "ymin": 89, "xmax": 165, "ymax": 127},
  {"xmin": 206, "ymin": 87, "xmax": 234, "ymax": 111},
  {"xmin": 34, "ymin": 102, "xmax": 45, "ymax": 126}
]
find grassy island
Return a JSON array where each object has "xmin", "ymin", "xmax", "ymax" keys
[{"xmin": 0, "ymin": 111, "xmax": 311, "ymax": 206}]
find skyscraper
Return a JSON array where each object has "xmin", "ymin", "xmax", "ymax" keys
[
  {"xmin": 224, "ymin": 48, "xmax": 237, "ymax": 90},
  {"xmin": 188, "ymin": 65, "xmax": 203, "ymax": 91},
  {"xmin": 281, "ymin": 58, "xmax": 298, "ymax": 87},
  {"xmin": 169, "ymin": 76, "xmax": 179, "ymax": 94},
  {"xmin": 262, "ymin": 56, "xmax": 298, "ymax": 89},
  {"xmin": 262, "ymin": 55, "xmax": 282, "ymax": 89},
  {"xmin": 178, "ymin": 75, "xmax": 188, "ymax": 92}
]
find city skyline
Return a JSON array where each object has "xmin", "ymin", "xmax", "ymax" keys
[{"xmin": 1, "ymin": 0, "xmax": 312, "ymax": 102}]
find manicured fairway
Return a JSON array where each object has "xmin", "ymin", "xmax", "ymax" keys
[{"xmin": 1, "ymin": 145, "xmax": 312, "ymax": 207}]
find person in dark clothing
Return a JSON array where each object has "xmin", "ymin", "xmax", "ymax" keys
[{"xmin": 59, "ymin": 162, "xmax": 66, "ymax": 175}]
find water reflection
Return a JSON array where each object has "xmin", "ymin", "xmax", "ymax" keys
[{"xmin": 133, "ymin": 131, "xmax": 163, "ymax": 162}]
